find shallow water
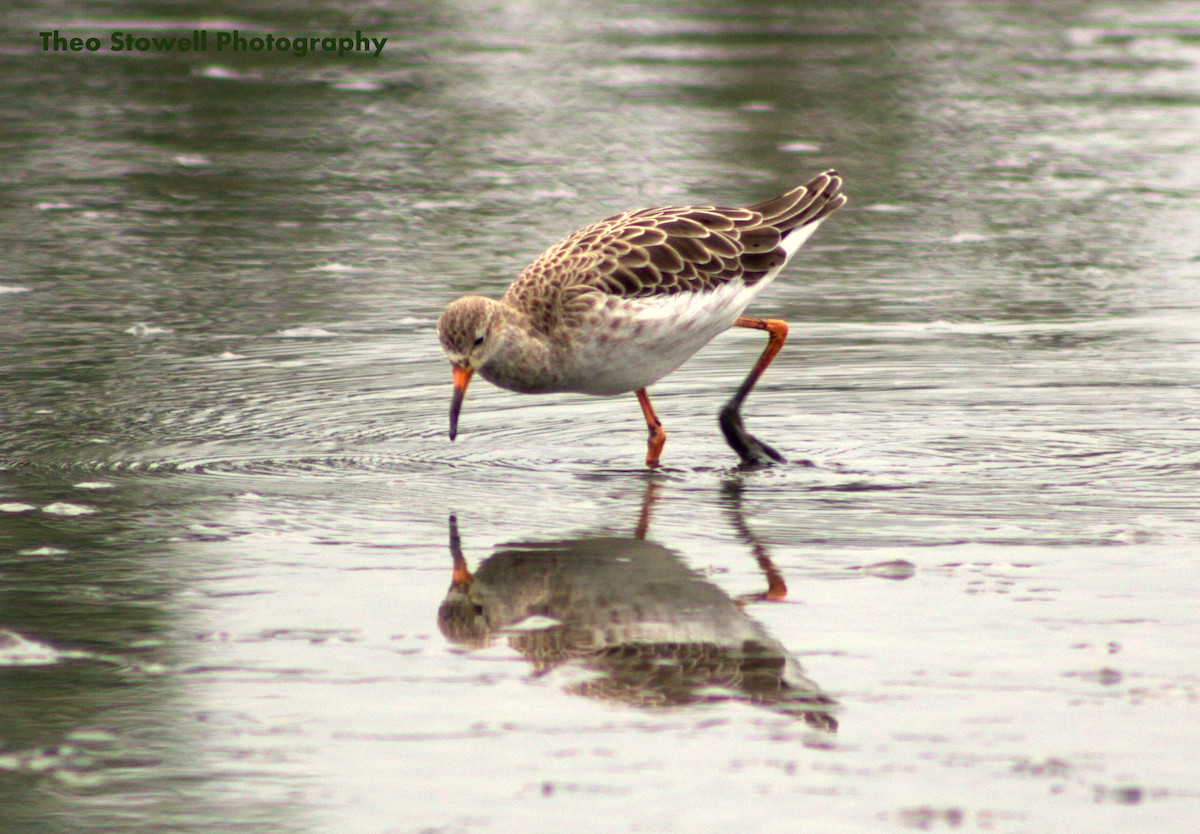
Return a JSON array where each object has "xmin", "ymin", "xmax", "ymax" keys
[{"xmin": 2, "ymin": 1, "xmax": 1200, "ymax": 831}]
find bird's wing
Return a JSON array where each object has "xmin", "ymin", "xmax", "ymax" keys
[{"xmin": 503, "ymin": 170, "xmax": 845, "ymax": 329}]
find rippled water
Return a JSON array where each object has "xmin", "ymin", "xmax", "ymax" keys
[{"xmin": 3, "ymin": 1, "xmax": 1200, "ymax": 831}]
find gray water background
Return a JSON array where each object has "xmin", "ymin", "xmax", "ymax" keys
[{"xmin": 2, "ymin": 1, "xmax": 1199, "ymax": 831}]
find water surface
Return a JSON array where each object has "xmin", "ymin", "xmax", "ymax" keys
[{"xmin": 2, "ymin": 1, "xmax": 1199, "ymax": 831}]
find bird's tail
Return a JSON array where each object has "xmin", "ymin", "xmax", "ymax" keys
[{"xmin": 749, "ymin": 170, "xmax": 846, "ymax": 234}]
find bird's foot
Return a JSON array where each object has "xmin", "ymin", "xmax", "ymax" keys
[{"xmin": 719, "ymin": 404, "xmax": 786, "ymax": 466}]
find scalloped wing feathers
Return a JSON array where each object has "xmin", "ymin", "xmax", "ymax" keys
[{"xmin": 503, "ymin": 171, "xmax": 845, "ymax": 331}]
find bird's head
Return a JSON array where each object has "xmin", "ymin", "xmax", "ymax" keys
[{"xmin": 437, "ymin": 295, "xmax": 501, "ymax": 440}]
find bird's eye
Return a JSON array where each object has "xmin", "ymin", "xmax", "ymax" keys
[{"xmin": 472, "ymin": 335, "xmax": 485, "ymax": 347}]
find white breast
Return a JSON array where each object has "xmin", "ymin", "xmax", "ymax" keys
[{"xmin": 555, "ymin": 280, "xmax": 764, "ymax": 395}]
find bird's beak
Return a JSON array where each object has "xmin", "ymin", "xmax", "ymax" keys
[{"xmin": 449, "ymin": 364, "xmax": 474, "ymax": 440}]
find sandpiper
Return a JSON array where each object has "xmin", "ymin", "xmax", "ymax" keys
[{"xmin": 437, "ymin": 170, "xmax": 846, "ymax": 466}]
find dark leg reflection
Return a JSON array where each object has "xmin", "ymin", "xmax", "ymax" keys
[
  {"xmin": 440, "ymin": 483, "xmax": 837, "ymax": 731},
  {"xmin": 720, "ymin": 479, "xmax": 788, "ymax": 604}
]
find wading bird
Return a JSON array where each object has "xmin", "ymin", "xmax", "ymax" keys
[{"xmin": 437, "ymin": 170, "xmax": 845, "ymax": 466}]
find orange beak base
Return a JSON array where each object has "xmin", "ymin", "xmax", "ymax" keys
[{"xmin": 449, "ymin": 365, "xmax": 473, "ymax": 440}]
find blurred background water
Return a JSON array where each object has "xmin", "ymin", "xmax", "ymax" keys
[{"xmin": 2, "ymin": 1, "xmax": 1199, "ymax": 831}]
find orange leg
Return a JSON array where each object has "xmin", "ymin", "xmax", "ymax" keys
[
  {"xmin": 719, "ymin": 316, "xmax": 789, "ymax": 464},
  {"xmin": 635, "ymin": 388, "xmax": 667, "ymax": 468}
]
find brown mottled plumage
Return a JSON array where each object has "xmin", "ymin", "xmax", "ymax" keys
[{"xmin": 502, "ymin": 171, "xmax": 845, "ymax": 332}]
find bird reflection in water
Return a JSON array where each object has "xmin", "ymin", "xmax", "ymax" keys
[{"xmin": 438, "ymin": 482, "xmax": 836, "ymax": 731}]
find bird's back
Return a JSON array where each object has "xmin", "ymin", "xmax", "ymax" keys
[{"xmin": 502, "ymin": 170, "xmax": 846, "ymax": 334}]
